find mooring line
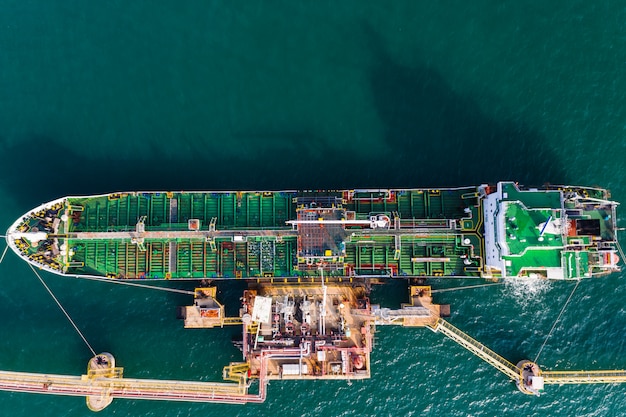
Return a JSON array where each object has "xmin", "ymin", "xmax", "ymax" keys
[
  {"xmin": 29, "ymin": 264, "xmax": 97, "ymax": 357},
  {"xmin": 76, "ymin": 275, "xmax": 195, "ymax": 295},
  {"xmin": 534, "ymin": 279, "xmax": 580, "ymax": 364},
  {"xmin": 0, "ymin": 245, "xmax": 8, "ymax": 265}
]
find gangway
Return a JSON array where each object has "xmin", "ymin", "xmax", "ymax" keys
[
  {"xmin": 429, "ymin": 318, "xmax": 626, "ymax": 392},
  {"xmin": 430, "ymin": 318, "xmax": 521, "ymax": 380}
]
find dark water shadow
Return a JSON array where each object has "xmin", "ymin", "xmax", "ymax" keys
[
  {"xmin": 364, "ymin": 25, "xmax": 566, "ymax": 188},
  {"xmin": 0, "ymin": 133, "xmax": 353, "ymax": 210},
  {"xmin": 0, "ymin": 27, "xmax": 565, "ymax": 210}
]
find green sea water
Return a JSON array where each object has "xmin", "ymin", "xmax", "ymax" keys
[{"xmin": 1, "ymin": 1, "xmax": 626, "ymax": 416}]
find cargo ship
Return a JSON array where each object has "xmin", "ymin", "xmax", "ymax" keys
[
  {"xmin": 6, "ymin": 182, "xmax": 621, "ymax": 281},
  {"xmin": 1, "ymin": 182, "xmax": 624, "ymax": 408}
]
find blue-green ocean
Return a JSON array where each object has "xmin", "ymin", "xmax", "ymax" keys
[{"xmin": 1, "ymin": 1, "xmax": 626, "ymax": 416}]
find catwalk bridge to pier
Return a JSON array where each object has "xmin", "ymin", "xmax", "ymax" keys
[
  {"xmin": 429, "ymin": 318, "xmax": 626, "ymax": 387},
  {"xmin": 0, "ymin": 365, "xmax": 266, "ymax": 407}
]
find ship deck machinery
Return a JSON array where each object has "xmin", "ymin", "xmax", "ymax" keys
[{"xmin": 6, "ymin": 182, "xmax": 620, "ymax": 281}]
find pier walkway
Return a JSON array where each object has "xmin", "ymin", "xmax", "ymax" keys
[
  {"xmin": 542, "ymin": 370, "xmax": 626, "ymax": 384},
  {"xmin": 430, "ymin": 318, "xmax": 626, "ymax": 386},
  {"xmin": 430, "ymin": 318, "xmax": 520, "ymax": 380},
  {"xmin": 0, "ymin": 367, "xmax": 265, "ymax": 406}
]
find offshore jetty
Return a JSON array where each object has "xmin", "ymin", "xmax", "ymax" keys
[{"xmin": 2, "ymin": 182, "xmax": 625, "ymax": 410}]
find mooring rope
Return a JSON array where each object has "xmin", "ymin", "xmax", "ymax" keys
[
  {"xmin": 76, "ymin": 275, "xmax": 195, "ymax": 295},
  {"xmin": 431, "ymin": 282, "xmax": 504, "ymax": 293},
  {"xmin": 533, "ymin": 279, "xmax": 580, "ymax": 364},
  {"xmin": 0, "ymin": 245, "xmax": 8, "ymax": 265},
  {"xmin": 29, "ymin": 264, "xmax": 97, "ymax": 357},
  {"xmin": 615, "ymin": 239, "xmax": 626, "ymax": 267}
]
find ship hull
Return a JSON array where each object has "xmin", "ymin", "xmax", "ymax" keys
[{"xmin": 6, "ymin": 183, "xmax": 620, "ymax": 281}]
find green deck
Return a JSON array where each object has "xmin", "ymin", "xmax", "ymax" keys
[{"xmin": 61, "ymin": 189, "xmax": 478, "ymax": 279}]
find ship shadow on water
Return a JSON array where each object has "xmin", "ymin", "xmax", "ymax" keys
[
  {"xmin": 0, "ymin": 27, "xmax": 565, "ymax": 207},
  {"xmin": 364, "ymin": 24, "xmax": 567, "ymax": 188},
  {"xmin": 0, "ymin": 134, "xmax": 345, "ymax": 208}
]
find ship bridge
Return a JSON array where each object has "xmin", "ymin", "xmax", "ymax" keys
[{"xmin": 482, "ymin": 182, "xmax": 620, "ymax": 279}]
